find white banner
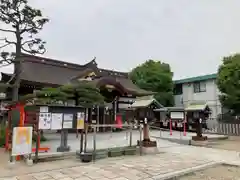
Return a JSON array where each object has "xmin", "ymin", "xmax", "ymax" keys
[{"xmin": 12, "ymin": 127, "xmax": 33, "ymax": 156}]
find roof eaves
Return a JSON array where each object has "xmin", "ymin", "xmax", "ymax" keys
[
  {"xmin": 22, "ymin": 53, "xmax": 92, "ymax": 70},
  {"xmin": 174, "ymin": 73, "xmax": 217, "ymax": 84}
]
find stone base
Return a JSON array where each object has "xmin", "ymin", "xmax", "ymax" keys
[
  {"xmin": 192, "ymin": 136, "xmax": 208, "ymax": 141},
  {"xmin": 94, "ymin": 150, "xmax": 108, "ymax": 160},
  {"xmin": 108, "ymin": 149, "xmax": 124, "ymax": 157},
  {"xmin": 23, "ymin": 155, "xmax": 33, "ymax": 166},
  {"xmin": 25, "ymin": 158, "xmax": 33, "ymax": 166},
  {"xmin": 57, "ymin": 146, "xmax": 70, "ymax": 152},
  {"xmin": 141, "ymin": 147, "xmax": 159, "ymax": 155},
  {"xmin": 190, "ymin": 140, "xmax": 209, "ymax": 147},
  {"xmin": 7, "ymin": 160, "xmax": 16, "ymax": 168},
  {"xmin": 79, "ymin": 152, "xmax": 93, "ymax": 163},
  {"xmin": 137, "ymin": 140, "xmax": 157, "ymax": 147}
]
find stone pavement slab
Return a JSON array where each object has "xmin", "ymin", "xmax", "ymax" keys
[
  {"xmin": 162, "ymin": 144, "xmax": 240, "ymax": 165},
  {"xmin": 0, "ymin": 152, "xmax": 214, "ymax": 180},
  {"xmin": 2, "ymin": 137, "xmax": 240, "ymax": 180}
]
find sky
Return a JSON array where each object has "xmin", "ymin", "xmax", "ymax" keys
[{"xmin": 1, "ymin": 0, "xmax": 240, "ymax": 80}]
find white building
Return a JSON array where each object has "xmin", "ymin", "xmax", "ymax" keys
[{"xmin": 173, "ymin": 73, "xmax": 222, "ymax": 120}]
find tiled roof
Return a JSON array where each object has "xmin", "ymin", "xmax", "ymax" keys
[
  {"xmin": 1, "ymin": 54, "xmax": 153, "ymax": 96},
  {"xmin": 131, "ymin": 95, "xmax": 163, "ymax": 108},
  {"xmin": 174, "ymin": 73, "xmax": 217, "ymax": 84}
]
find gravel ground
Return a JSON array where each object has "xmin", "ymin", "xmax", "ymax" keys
[
  {"xmin": 208, "ymin": 136, "xmax": 240, "ymax": 151},
  {"xmin": 179, "ymin": 164, "xmax": 240, "ymax": 180},
  {"xmin": 179, "ymin": 136, "xmax": 240, "ymax": 180}
]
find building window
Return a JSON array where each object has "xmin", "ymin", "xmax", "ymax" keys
[
  {"xmin": 174, "ymin": 84, "xmax": 183, "ymax": 95},
  {"xmin": 193, "ymin": 81, "xmax": 206, "ymax": 93}
]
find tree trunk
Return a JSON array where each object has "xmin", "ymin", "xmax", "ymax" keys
[
  {"xmin": 12, "ymin": 63, "xmax": 21, "ymax": 101},
  {"xmin": 12, "ymin": 30, "xmax": 22, "ymax": 101},
  {"xmin": 143, "ymin": 124, "xmax": 150, "ymax": 141}
]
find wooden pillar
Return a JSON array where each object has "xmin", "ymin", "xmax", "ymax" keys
[{"xmin": 19, "ymin": 104, "xmax": 25, "ymax": 127}]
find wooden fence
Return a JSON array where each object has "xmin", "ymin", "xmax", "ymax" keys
[{"xmin": 205, "ymin": 123, "xmax": 240, "ymax": 136}]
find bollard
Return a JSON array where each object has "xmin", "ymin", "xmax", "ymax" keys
[
  {"xmin": 93, "ymin": 126, "xmax": 96, "ymax": 161},
  {"xmin": 129, "ymin": 123, "xmax": 133, "ymax": 147},
  {"xmin": 183, "ymin": 120, "xmax": 186, "ymax": 136},
  {"xmin": 139, "ymin": 124, "xmax": 143, "ymax": 156},
  {"xmin": 170, "ymin": 119, "xmax": 173, "ymax": 136},
  {"xmin": 159, "ymin": 126, "xmax": 162, "ymax": 137},
  {"xmin": 125, "ymin": 125, "xmax": 128, "ymax": 140},
  {"xmin": 180, "ymin": 129, "xmax": 182, "ymax": 140}
]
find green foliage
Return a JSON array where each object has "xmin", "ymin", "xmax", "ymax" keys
[
  {"xmin": 21, "ymin": 81, "xmax": 105, "ymax": 107},
  {"xmin": 20, "ymin": 87, "xmax": 69, "ymax": 104},
  {"xmin": 35, "ymin": 87, "xmax": 69, "ymax": 104},
  {"xmin": 32, "ymin": 134, "xmax": 47, "ymax": 142},
  {"xmin": 216, "ymin": 54, "xmax": 240, "ymax": 114},
  {"xmin": 130, "ymin": 60, "xmax": 174, "ymax": 106},
  {"xmin": 60, "ymin": 81, "xmax": 105, "ymax": 106},
  {"xmin": 0, "ymin": 124, "xmax": 6, "ymax": 147}
]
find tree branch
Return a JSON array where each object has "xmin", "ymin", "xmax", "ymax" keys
[
  {"xmin": 21, "ymin": 39, "xmax": 35, "ymax": 46},
  {"xmin": 0, "ymin": 28, "xmax": 15, "ymax": 33},
  {"xmin": 20, "ymin": 18, "xmax": 49, "ymax": 34},
  {"xmin": 0, "ymin": 63, "xmax": 12, "ymax": 68},
  {"xmin": 0, "ymin": 43, "xmax": 11, "ymax": 49},
  {"xmin": 21, "ymin": 46, "xmax": 45, "ymax": 55},
  {"xmin": 0, "ymin": 58, "xmax": 13, "ymax": 64},
  {"xmin": 21, "ymin": 46, "xmax": 33, "ymax": 54},
  {"xmin": 0, "ymin": 38, "xmax": 16, "ymax": 49},
  {"xmin": 21, "ymin": 40, "xmax": 46, "ymax": 55},
  {"xmin": 6, "ymin": 73, "xmax": 18, "ymax": 84}
]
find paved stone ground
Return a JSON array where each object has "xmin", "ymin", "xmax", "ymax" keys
[
  {"xmin": 39, "ymin": 130, "xmax": 226, "ymax": 152},
  {"xmin": 0, "ymin": 131, "xmax": 238, "ymax": 180},
  {"xmin": 0, "ymin": 153, "xmax": 214, "ymax": 180}
]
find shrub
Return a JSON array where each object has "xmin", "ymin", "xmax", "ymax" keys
[
  {"xmin": 0, "ymin": 125, "xmax": 6, "ymax": 147},
  {"xmin": 32, "ymin": 133, "xmax": 47, "ymax": 142}
]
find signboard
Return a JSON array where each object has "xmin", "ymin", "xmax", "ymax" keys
[
  {"xmin": 77, "ymin": 112, "xmax": 85, "ymax": 129},
  {"xmin": 63, "ymin": 114, "xmax": 73, "ymax": 129},
  {"xmin": 40, "ymin": 106, "xmax": 48, "ymax": 113},
  {"xmin": 38, "ymin": 113, "xmax": 51, "ymax": 130},
  {"xmin": 51, "ymin": 113, "xmax": 63, "ymax": 130},
  {"xmin": 12, "ymin": 127, "xmax": 33, "ymax": 156},
  {"xmin": 170, "ymin": 112, "xmax": 184, "ymax": 119}
]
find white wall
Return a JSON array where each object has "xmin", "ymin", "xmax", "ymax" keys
[{"xmin": 174, "ymin": 79, "xmax": 222, "ymax": 119}]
